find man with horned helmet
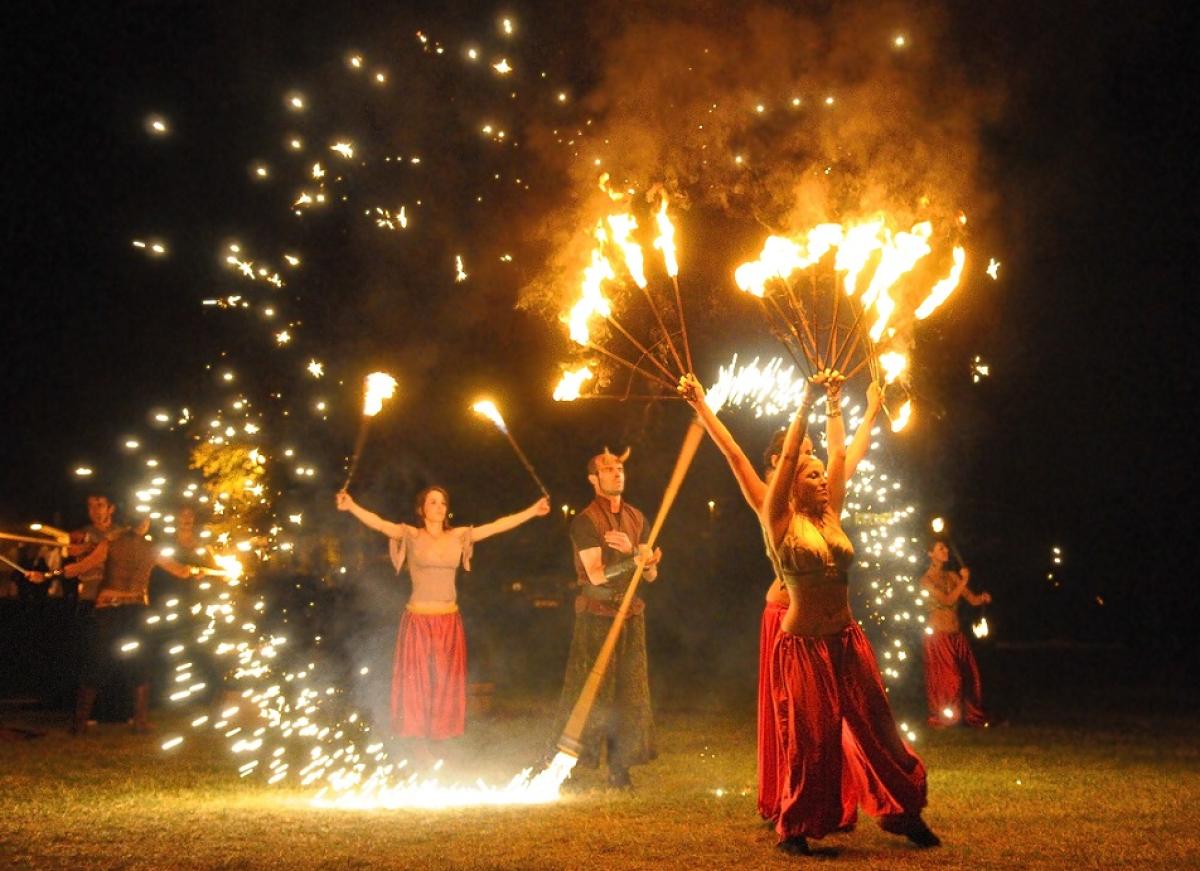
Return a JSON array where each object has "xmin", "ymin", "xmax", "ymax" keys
[{"xmin": 553, "ymin": 446, "xmax": 662, "ymax": 789}]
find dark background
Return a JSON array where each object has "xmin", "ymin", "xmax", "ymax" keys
[{"xmin": 1, "ymin": 0, "xmax": 1195, "ymax": 695}]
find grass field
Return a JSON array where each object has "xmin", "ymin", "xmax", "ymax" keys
[{"xmin": 2, "ymin": 684, "xmax": 1198, "ymax": 871}]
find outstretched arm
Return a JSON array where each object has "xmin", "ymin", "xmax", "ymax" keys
[
  {"xmin": 335, "ymin": 491, "xmax": 409, "ymax": 539},
  {"xmin": 472, "ymin": 497, "xmax": 550, "ymax": 543},
  {"xmin": 762, "ymin": 388, "xmax": 814, "ymax": 548},
  {"xmin": 844, "ymin": 381, "xmax": 882, "ymax": 481},
  {"xmin": 679, "ymin": 374, "xmax": 766, "ymax": 511},
  {"xmin": 155, "ymin": 555, "xmax": 201, "ymax": 580}
]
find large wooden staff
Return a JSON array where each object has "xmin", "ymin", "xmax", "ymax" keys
[{"xmin": 557, "ymin": 418, "xmax": 705, "ymax": 757}]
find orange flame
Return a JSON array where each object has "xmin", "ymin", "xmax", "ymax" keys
[
  {"xmin": 471, "ymin": 400, "xmax": 507, "ymax": 433},
  {"xmin": 915, "ymin": 247, "xmax": 966, "ymax": 320},
  {"xmin": 553, "ymin": 366, "xmax": 593, "ymax": 401},
  {"xmin": 362, "ymin": 372, "xmax": 398, "ymax": 417},
  {"xmin": 878, "ymin": 352, "xmax": 908, "ymax": 385},
  {"xmin": 890, "ymin": 399, "xmax": 912, "ymax": 432},
  {"xmin": 606, "ymin": 214, "xmax": 647, "ymax": 289},
  {"xmin": 862, "ymin": 223, "xmax": 933, "ymax": 341},
  {"xmin": 653, "ymin": 195, "xmax": 678, "ymax": 278}
]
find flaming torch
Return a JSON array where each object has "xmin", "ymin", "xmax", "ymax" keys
[
  {"xmin": 342, "ymin": 372, "xmax": 397, "ymax": 490},
  {"xmin": 471, "ymin": 400, "xmax": 550, "ymax": 499}
]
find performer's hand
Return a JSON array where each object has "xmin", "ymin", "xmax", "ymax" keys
[
  {"xmin": 677, "ymin": 373, "xmax": 704, "ymax": 405},
  {"xmin": 335, "ymin": 490, "xmax": 354, "ymax": 512},
  {"xmin": 981, "ymin": 591, "xmax": 992, "ymax": 604},
  {"xmin": 603, "ymin": 531, "xmax": 635, "ymax": 554},
  {"xmin": 867, "ymin": 380, "xmax": 883, "ymax": 409},
  {"xmin": 636, "ymin": 544, "xmax": 662, "ymax": 567},
  {"xmin": 531, "ymin": 497, "xmax": 551, "ymax": 517},
  {"xmin": 26, "ymin": 571, "xmax": 45, "ymax": 584},
  {"xmin": 959, "ymin": 566, "xmax": 971, "ymax": 584},
  {"xmin": 812, "ymin": 369, "xmax": 845, "ymax": 401}
]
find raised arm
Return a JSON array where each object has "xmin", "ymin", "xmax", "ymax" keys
[
  {"xmin": 335, "ymin": 491, "xmax": 410, "ymax": 539},
  {"xmin": 679, "ymin": 374, "xmax": 766, "ymax": 511},
  {"xmin": 821, "ymin": 374, "xmax": 848, "ymax": 516},
  {"xmin": 845, "ymin": 381, "xmax": 882, "ymax": 481},
  {"xmin": 472, "ymin": 497, "xmax": 550, "ymax": 543},
  {"xmin": 762, "ymin": 388, "xmax": 814, "ymax": 548}
]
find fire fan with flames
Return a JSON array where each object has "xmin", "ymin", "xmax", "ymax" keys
[
  {"xmin": 733, "ymin": 217, "xmax": 968, "ymax": 430},
  {"xmin": 553, "ymin": 178, "xmax": 693, "ymax": 404}
]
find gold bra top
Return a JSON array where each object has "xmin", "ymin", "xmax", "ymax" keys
[{"xmin": 777, "ymin": 515, "xmax": 853, "ymax": 588}]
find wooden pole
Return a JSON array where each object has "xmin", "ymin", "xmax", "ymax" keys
[{"xmin": 557, "ymin": 419, "xmax": 705, "ymax": 757}]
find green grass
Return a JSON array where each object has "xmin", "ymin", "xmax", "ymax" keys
[{"xmin": 2, "ymin": 697, "xmax": 1198, "ymax": 870}]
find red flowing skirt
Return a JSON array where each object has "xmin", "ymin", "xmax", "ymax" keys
[
  {"xmin": 923, "ymin": 630, "xmax": 986, "ymax": 727},
  {"xmin": 771, "ymin": 622, "xmax": 927, "ymax": 841},
  {"xmin": 757, "ymin": 601, "xmax": 787, "ymax": 820},
  {"xmin": 391, "ymin": 609, "xmax": 467, "ymax": 739}
]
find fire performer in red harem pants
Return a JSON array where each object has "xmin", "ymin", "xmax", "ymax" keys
[
  {"xmin": 553, "ymin": 448, "xmax": 662, "ymax": 790},
  {"xmin": 679, "ymin": 374, "xmax": 881, "ymax": 825},
  {"xmin": 337, "ymin": 488, "xmax": 548, "ymax": 758},
  {"xmin": 921, "ymin": 540, "xmax": 992, "ymax": 728},
  {"xmin": 763, "ymin": 374, "xmax": 938, "ymax": 855}
]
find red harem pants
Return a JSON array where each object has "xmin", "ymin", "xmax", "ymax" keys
[
  {"xmin": 391, "ymin": 608, "xmax": 467, "ymax": 739},
  {"xmin": 772, "ymin": 622, "xmax": 927, "ymax": 841},
  {"xmin": 758, "ymin": 601, "xmax": 787, "ymax": 821},
  {"xmin": 923, "ymin": 630, "xmax": 986, "ymax": 727}
]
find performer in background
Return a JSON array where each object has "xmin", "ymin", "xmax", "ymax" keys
[
  {"xmin": 336, "ymin": 487, "xmax": 548, "ymax": 758},
  {"xmin": 32, "ymin": 518, "xmax": 199, "ymax": 734},
  {"xmin": 553, "ymin": 448, "xmax": 661, "ymax": 789},
  {"xmin": 763, "ymin": 373, "xmax": 937, "ymax": 854},
  {"xmin": 679, "ymin": 374, "xmax": 881, "ymax": 824},
  {"xmin": 921, "ymin": 540, "xmax": 992, "ymax": 728}
]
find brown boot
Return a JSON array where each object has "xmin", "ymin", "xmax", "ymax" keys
[
  {"xmin": 71, "ymin": 687, "xmax": 97, "ymax": 736},
  {"xmin": 131, "ymin": 684, "xmax": 155, "ymax": 734}
]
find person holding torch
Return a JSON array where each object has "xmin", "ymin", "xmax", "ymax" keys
[
  {"xmin": 921, "ymin": 539, "xmax": 992, "ymax": 727},
  {"xmin": 762, "ymin": 372, "xmax": 937, "ymax": 855},
  {"xmin": 678, "ymin": 373, "xmax": 882, "ymax": 825},
  {"xmin": 335, "ymin": 487, "xmax": 549, "ymax": 759}
]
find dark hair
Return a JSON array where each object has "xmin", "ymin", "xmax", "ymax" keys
[
  {"xmin": 414, "ymin": 486, "xmax": 453, "ymax": 530},
  {"xmin": 762, "ymin": 429, "xmax": 786, "ymax": 474},
  {"xmin": 85, "ymin": 491, "xmax": 114, "ymax": 505},
  {"xmin": 927, "ymin": 537, "xmax": 950, "ymax": 552}
]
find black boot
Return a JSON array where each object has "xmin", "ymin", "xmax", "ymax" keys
[
  {"xmin": 778, "ymin": 836, "xmax": 811, "ymax": 855},
  {"xmin": 71, "ymin": 687, "xmax": 97, "ymax": 736},
  {"xmin": 131, "ymin": 684, "xmax": 155, "ymax": 734},
  {"xmin": 880, "ymin": 815, "xmax": 941, "ymax": 848}
]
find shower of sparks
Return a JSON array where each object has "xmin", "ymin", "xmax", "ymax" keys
[
  {"xmin": 330, "ymin": 142, "xmax": 355, "ymax": 159},
  {"xmin": 971, "ymin": 355, "xmax": 990, "ymax": 383},
  {"xmin": 492, "ymin": 58, "xmax": 512, "ymax": 75},
  {"xmin": 986, "ymin": 258, "xmax": 1000, "ymax": 280},
  {"xmin": 307, "ymin": 360, "xmax": 325, "ymax": 378},
  {"xmin": 705, "ymin": 355, "xmax": 807, "ymax": 417}
]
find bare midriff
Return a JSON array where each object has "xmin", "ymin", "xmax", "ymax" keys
[
  {"xmin": 928, "ymin": 606, "xmax": 961, "ymax": 634},
  {"xmin": 765, "ymin": 577, "xmax": 789, "ymax": 607},
  {"xmin": 780, "ymin": 570, "xmax": 852, "ymax": 637}
]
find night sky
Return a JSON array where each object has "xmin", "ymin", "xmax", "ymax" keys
[{"xmin": 2, "ymin": 1, "xmax": 1194, "ymax": 671}]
